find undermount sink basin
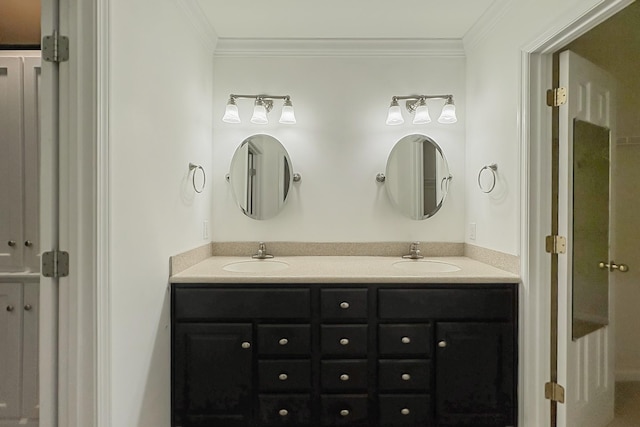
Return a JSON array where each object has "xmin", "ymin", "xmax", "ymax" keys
[
  {"xmin": 392, "ymin": 259, "xmax": 461, "ymax": 273},
  {"xmin": 223, "ymin": 260, "xmax": 290, "ymax": 273}
]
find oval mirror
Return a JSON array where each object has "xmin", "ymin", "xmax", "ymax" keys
[
  {"xmin": 384, "ymin": 134, "xmax": 452, "ymax": 220},
  {"xmin": 228, "ymin": 134, "xmax": 293, "ymax": 220}
]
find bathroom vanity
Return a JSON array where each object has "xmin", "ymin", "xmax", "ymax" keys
[{"xmin": 170, "ymin": 256, "xmax": 518, "ymax": 427}]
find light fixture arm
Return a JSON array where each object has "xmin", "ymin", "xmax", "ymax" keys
[{"xmin": 392, "ymin": 94, "xmax": 454, "ymax": 112}]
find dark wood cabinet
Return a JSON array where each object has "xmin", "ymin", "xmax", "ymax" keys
[{"xmin": 172, "ymin": 283, "xmax": 518, "ymax": 427}]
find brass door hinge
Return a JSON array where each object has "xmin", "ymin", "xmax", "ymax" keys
[
  {"xmin": 545, "ymin": 235, "xmax": 567, "ymax": 254},
  {"xmin": 546, "ymin": 87, "xmax": 567, "ymax": 107},
  {"xmin": 545, "ymin": 382, "xmax": 566, "ymax": 403}
]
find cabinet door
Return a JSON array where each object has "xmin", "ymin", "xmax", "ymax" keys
[
  {"xmin": 0, "ymin": 57, "xmax": 25, "ymax": 271},
  {"xmin": 173, "ymin": 323, "xmax": 253, "ymax": 427},
  {"xmin": 435, "ymin": 322, "xmax": 515, "ymax": 427},
  {"xmin": 0, "ymin": 283, "xmax": 22, "ymax": 419},
  {"xmin": 22, "ymin": 282, "xmax": 39, "ymax": 419}
]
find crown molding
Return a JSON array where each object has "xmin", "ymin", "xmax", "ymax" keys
[
  {"xmin": 176, "ymin": 0, "xmax": 218, "ymax": 51},
  {"xmin": 463, "ymin": 0, "xmax": 513, "ymax": 51},
  {"xmin": 214, "ymin": 38, "xmax": 465, "ymax": 57}
]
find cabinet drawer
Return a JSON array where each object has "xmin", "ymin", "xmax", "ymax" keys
[
  {"xmin": 258, "ymin": 394, "xmax": 311, "ymax": 426},
  {"xmin": 379, "ymin": 394, "xmax": 431, "ymax": 427},
  {"xmin": 378, "ymin": 360, "xmax": 431, "ymax": 391},
  {"xmin": 378, "ymin": 288, "xmax": 515, "ymax": 320},
  {"xmin": 321, "ymin": 394, "xmax": 368, "ymax": 426},
  {"xmin": 259, "ymin": 360, "xmax": 311, "ymax": 392},
  {"xmin": 321, "ymin": 289, "xmax": 368, "ymax": 320},
  {"xmin": 321, "ymin": 325, "xmax": 367, "ymax": 356},
  {"xmin": 379, "ymin": 324, "xmax": 431, "ymax": 356},
  {"xmin": 321, "ymin": 360, "xmax": 368, "ymax": 391},
  {"xmin": 174, "ymin": 288, "xmax": 311, "ymax": 320},
  {"xmin": 258, "ymin": 325, "xmax": 311, "ymax": 356}
]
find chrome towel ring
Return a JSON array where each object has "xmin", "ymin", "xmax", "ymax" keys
[
  {"xmin": 188, "ymin": 163, "xmax": 206, "ymax": 193},
  {"xmin": 478, "ymin": 164, "xmax": 498, "ymax": 193}
]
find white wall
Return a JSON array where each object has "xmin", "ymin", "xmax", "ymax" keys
[
  {"xmin": 212, "ymin": 53, "xmax": 466, "ymax": 242},
  {"xmin": 109, "ymin": 0, "xmax": 214, "ymax": 426}
]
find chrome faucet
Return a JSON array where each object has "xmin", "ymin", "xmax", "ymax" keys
[
  {"xmin": 252, "ymin": 242, "xmax": 274, "ymax": 259},
  {"xmin": 402, "ymin": 242, "xmax": 424, "ymax": 259}
]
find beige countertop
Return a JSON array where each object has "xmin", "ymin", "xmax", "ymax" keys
[{"xmin": 170, "ymin": 256, "xmax": 520, "ymax": 284}]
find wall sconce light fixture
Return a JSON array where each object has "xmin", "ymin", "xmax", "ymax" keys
[
  {"xmin": 222, "ymin": 94, "xmax": 296, "ymax": 125},
  {"xmin": 386, "ymin": 95, "xmax": 457, "ymax": 125}
]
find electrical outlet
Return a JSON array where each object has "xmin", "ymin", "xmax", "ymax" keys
[
  {"xmin": 203, "ymin": 220, "xmax": 209, "ymax": 239},
  {"xmin": 469, "ymin": 223, "xmax": 477, "ymax": 240}
]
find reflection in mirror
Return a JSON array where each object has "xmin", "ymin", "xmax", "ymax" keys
[
  {"xmin": 385, "ymin": 134, "xmax": 452, "ymax": 220},
  {"xmin": 572, "ymin": 119, "xmax": 610, "ymax": 339},
  {"xmin": 228, "ymin": 134, "xmax": 293, "ymax": 220}
]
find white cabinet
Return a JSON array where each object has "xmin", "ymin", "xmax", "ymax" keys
[
  {"xmin": 0, "ymin": 55, "xmax": 41, "ymax": 272},
  {"xmin": 0, "ymin": 282, "xmax": 39, "ymax": 425}
]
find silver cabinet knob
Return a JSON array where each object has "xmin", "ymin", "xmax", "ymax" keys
[
  {"xmin": 401, "ymin": 408, "xmax": 410, "ymax": 415},
  {"xmin": 438, "ymin": 340, "xmax": 447, "ymax": 348},
  {"xmin": 401, "ymin": 373, "xmax": 411, "ymax": 381},
  {"xmin": 279, "ymin": 409, "xmax": 288, "ymax": 417},
  {"xmin": 340, "ymin": 374, "xmax": 350, "ymax": 381},
  {"xmin": 24, "ymin": 240, "xmax": 33, "ymax": 247},
  {"xmin": 340, "ymin": 409, "xmax": 350, "ymax": 417},
  {"xmin": 339, "ymin": 338, "xmax": 349, "ymax": 346},
  {"xmin": 339, "ymin": 301, "xmax": 350, "ymax": 309},
  {"xmin": 241, "ymin": 341, "xmax": 251, "ymax": 349},
  {"xmin": 6, "ymin": 305, "xmax": 14, "ymax": 312},
  {"xmin": 401, "ymin": 336, "xmax": 411, "ymax": 344},
  {"xmin": 279, "ymin": 338, "xmax": 289, "ymax": 346},
  {"xmin": 7, "ymin": 240, "xmax": 16, "ymax": 247},
  {"xmin": 279, "ymin": 373, "xmax": 288, "ymax": 381},
  {"xmin": 24, "ymin": 304, "xmax": 32, "ymax": 311}
]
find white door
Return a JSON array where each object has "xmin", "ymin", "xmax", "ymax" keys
[{"xmin": 557, "ymin": 50, "xmax": 616, "ymax": 427}]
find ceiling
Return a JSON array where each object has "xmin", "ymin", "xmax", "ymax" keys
[{"xmin": 195, "ymin": 0, "xmax": 497, "ymax": 39}]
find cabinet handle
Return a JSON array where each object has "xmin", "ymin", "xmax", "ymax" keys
[
  {"xmin": 401, "ymin": 336, "xmax": 411, "ymax": 344},
  {"xmin": 340, "ymin": 409, "xmax": 350, "ymax": 417},
  {"xmin": 7, "ymin": 240, "xmax": 17, "ymax": 247},
  {"xmin": 24, "ymin": 304, "xmax": 32, "ymax": 311},
  {"xmin": 340, "ymin": 374, "xmax": 350, "ymax": 381},
  {"xmin": 339, "ymin": 301, "xmax": 350, "ymax": 309},
  {"xmin": 339, "ymin": 338, "xmax": 349, "ymax": 346},
  {"xmin": 241, "ymin": 341, "xmax": 251, "ymax": 349},
  {"xmin": 401, "ymin": 408, "xmax": 410, "ymax": 415},
  {"xmin": 278, "ymin": 373, "xmax": 288, "ymax": 381},
  {"xmin": 401, "ymin": 373, "xmax": 411, "ymax": 381},
  {"xmin": 438, "ymin": 340, "xmax": 447, "ymax": 348},
  {"xmin": 25, "ymin": 240, "xmax": 33, "ymax": 247},
  {"xmin": 279, "ymin": 409, "xmax": 288, "ymax": 417},
  {"xmin": 278, "ymin": 338, "xmax": 289, "ymax": 346},
  {"xmin": 6, "ymin": 305, "xmax": 14, "ymax": 312}
]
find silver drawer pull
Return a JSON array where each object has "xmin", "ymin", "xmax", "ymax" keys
[
  {"xmin": 339, "ymin": 301, "xmax": 350, "ymax": 309},
  {"xmin": 6, "ymin": 305, "xmax": 14, "ymax": 312},
  {"xmin": 279, "ymin": 409, "xmax": 288, "ymax": 417},
  {"xmin": 340, "ymin": 374, "xmax": 350, "ymax": 381},
  {"xmin": 401, "ymin": 336, "xmax": 411, "ymax": 344},
  {"xmin": 7, "ymin": 240, "xmax": 16, "ymax": 247},
  {"xmin": 241, "ymin": 341, "xmax": 251, "ymax": 349},
  {"xmin": 339, "ymin": 338, "xmax": 349, "ymax": 346},
  {"xmin": 340, "ymin": 409, "xmax": 350, "ymax": 417},
  {"xmin": 279, "ymin": 338, "xmax": 289, "ymax": 346},
  {"xmin": 279, "ymin": 373, "xmax": 288, "ymax": 381},
  {"xmin": 438, "ymin": 340, "xmax": 447, "ymax": 348},
  {"xmin": 401, "ymin": 408, "xmax": 410, "ymax": 415},
  {"xmin": 24, "ymin": 304, "xmax": 32, "ymax": 311},
  {"xmin": 401, "ymin": 373, "xmax": 411, "ymax": 381}
]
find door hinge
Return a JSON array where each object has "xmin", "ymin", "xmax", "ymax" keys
[
  {"xmin": 545, "ymin": 235, "xmax": 567, "ymax": 254},
  {"xmin": 545, "ymin": 381, "xmax": 566, "ymax": 403},
  {"xmin": 42, "ymin": 250, "xmax": 70, "ymax": 278},
  {"xmin": 546, "ymin": 87, "xmax": 567, "ymax": 107},
  {"xmin": 42, "ymin": 30, "xmax": 69, "ymax": 63}
]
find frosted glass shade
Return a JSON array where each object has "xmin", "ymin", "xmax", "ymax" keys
[
  {"xmin": 222, "ymin": 102, "xmax": 241, "ymax": 123},
  {"xmin": 251, "ymin": 104, "xmax": 269, "ymax": 124},
  {"xmin": 437, "ymin": 103, "xmax": 457, "ymax": 124},
  {"xmin": 386, "ymin": 105, "xmax": 404, "ymax": 125},
  {"xmin": 413, "ymin": 104, "xmax": 431, "ymax": 124},
  {"xmin": 279, "ymin": 104, "xmax": 296, "ymax": 124}
]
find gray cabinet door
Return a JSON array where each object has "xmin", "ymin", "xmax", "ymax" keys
[
  {"xmin": 0, "ymin": 283, "xmax": 23, "ymax": 419},
  {"xmin": 21, "ymin": 282, "xmax": 39, "ymax": 419}
]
